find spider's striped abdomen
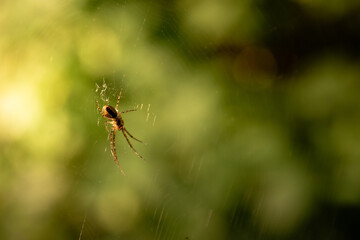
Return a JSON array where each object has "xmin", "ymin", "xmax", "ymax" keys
[{"xmin": 102, "ymin": 105, "xmax": 118, "ymax": 119}]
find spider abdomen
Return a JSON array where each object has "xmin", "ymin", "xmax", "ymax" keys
[{"xmin": 102, "ymin": 105, "xmax": 118, "ymax": 119}]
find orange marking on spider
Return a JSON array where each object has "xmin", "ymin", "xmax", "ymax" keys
[{"xmin": 96, "ymin": 88, "xmax": 146, "ymax": 176}]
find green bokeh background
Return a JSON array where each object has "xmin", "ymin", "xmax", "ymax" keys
[{"xmin": 1, "ymin": 0, "xmax": 360, "ymax": 239}]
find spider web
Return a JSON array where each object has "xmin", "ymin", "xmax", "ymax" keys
[
  {"xmin": 75, "ymin": 3, "xmax": 162, "ymax": 239},
  {"xmin": 75, "ymin": 1, "xmax": 217, "ymax": 239},
  {"xmin": 75, "ymin": 1, "xmax": 360, "ymax": 238},
  {"xmin": 2, "ymin": 0, "xmax": 359, "ymax": 239}
]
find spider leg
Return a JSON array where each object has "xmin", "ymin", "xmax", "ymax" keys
[
  {"xmin": 104, "ymin": 121, "xmax": 112, "ymax": 132},
  {"xmin": 124, "ymin": 127, "xmax": 146, "ymax": 144},
  {"xmin": 96, "ymin": 100, "xmax": 103, "ymax": 115},
  {"xmin": 105, "ymin": 121, "xmax": 113, "ymax": 141},
  {"xmin": 110, "ymin": 129, "xmax": 126, "ymax": 176},
  {"xmin": 122, "ymin": 129, "xmax": 146, "ymax": 161},
  {"xmin": 115, "ymin": 88, "xmax": 123, "ymax": 111},
  {"xmin": 120, "ymin": 109, "xmax": 137, "ymax": 114}
]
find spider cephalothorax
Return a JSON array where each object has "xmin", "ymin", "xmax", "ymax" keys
[{"xmin": 96, "ymin": 89, "xmax": 145, "ymax": 176}]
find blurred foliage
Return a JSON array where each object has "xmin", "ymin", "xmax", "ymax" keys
[{"xmin": 1, "ymin": 0, "xmax": 360, "ymax": 239}]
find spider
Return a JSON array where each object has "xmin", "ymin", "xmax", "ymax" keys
[{"xmin": 96, "ymin": 88, "xmax": 145, "ymax": 176}]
